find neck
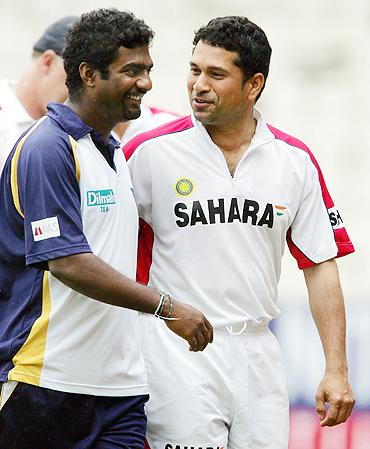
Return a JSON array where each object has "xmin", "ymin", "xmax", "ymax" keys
[
  {"xmin": 205, "ymin": 111, "xmax": 257, "ymax": 153},
  {"xmin": 113, "ymin": 121, "xmax": 131, "ymax": 140},
  {"xmin": 65, "ymin": 98, "xmax": 116, "ymax": 140},
  {"xmin": 15, "ymin": 69, "xmax": 44, "ymax": 120}
]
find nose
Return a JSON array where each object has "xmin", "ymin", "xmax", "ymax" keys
[
  {"xmin": 192, "ymin": 73, "xmax": 210, "ymax": 94},
  {"xmin": 136, "ymin": 72, "xmax": 152, "ymax": 92}
]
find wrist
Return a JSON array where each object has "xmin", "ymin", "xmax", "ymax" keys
[
  {"xmin": 324, "ymin": 364, "xmax": 348, "ymax": 376},
  {"xmin": 154, "ymin": 291, "xmax": 179, "ymax": 321}
]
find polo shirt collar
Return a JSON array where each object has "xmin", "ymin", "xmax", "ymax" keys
[
  {"xmin": 191, "ymin": 107, "xmax": 275, "ymax": 149},
  {"xmin": 46, "ymin": 102, "xmax": 120, "ymax": 150}
]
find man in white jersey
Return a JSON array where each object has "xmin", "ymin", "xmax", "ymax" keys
[
  {"xmin": 0, "ymin": 9, "xmax": 212, "ymax": 449},
  {"xmin": 125, "ymin": 16, "xmax": 355, "ymax": 449},
  {"xmin": 0, "ymin": 16, "xmax": 78, "ymax": 172}
]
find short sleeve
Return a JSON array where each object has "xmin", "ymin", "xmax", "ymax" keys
[
  {"xmin": 288, "ymin": 152, "xmax": 354, "ymax": 269},
  {"xmin": 15, "ymin": 128, "xmax": 91, "ymax": 267}
]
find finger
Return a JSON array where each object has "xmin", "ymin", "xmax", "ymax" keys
[
  {"xmin": 188, "ymin": 336, "xmax": 199, "ymax": 352},
  {"xmin": 200, "ymin": 321, "xmax": 213, "ymax": 345},
  {"xmin": 316, "ymin": 395, "xmax": 326, "ymax": 422},
  {"xmin": 336, "ymin": 403, "xmax": 351, "ymax": 424},
  {"xmin": 204, "ymin": 318, "xmax": 214, "ymax": 343},
  {"xmin": 337, "ymin": 398, "xmax": 355, "ymax": 423},
  {"xmin": 194, "ymin": 331, "xmax": 206, "ymax": 352},
  {"xmin": 320, "ymin": 402, "xmax": 340, "ymax": 427}
]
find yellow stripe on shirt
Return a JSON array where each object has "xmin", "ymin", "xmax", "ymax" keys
[
  {"xmin": 10, "ymin": 117, "xmax": 47, "ymax": 218},
  {"xmin": 69, "ymin": 135, "xmax": 80, "ymax": 182},
  {"xmin": 8, "ymin": 272, "xmax": 52, "ymax": 386}
]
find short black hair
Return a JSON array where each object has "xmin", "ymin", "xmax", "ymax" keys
[
  {"xmin": 62, "ymin": 8, "xmax": 154, "ymax": 99},
  {"xmin": 193, "ymin": 16, "xmax": 271, "ymax": 98}
]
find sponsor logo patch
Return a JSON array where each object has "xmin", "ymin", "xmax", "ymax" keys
[
  {"xmin": 174, "ymin": 178, "xmax": 194, "ymax": 197},
  {"xmin": 31, "ymin": 216, "xmax": 60, "ymax": 242},
  {"xmin": 87, "ymin": 189, "xmax": 116, "ymax": 206},
  {"xmin": 174, "ymin": 197, "xmax": 279, "ymax": 229},
  {"xmin": 87, "ymin": 189, "xmax": 116, "ymax": 213},
  {"xmin": 328, "ymin": 207, "xmax": 344, "ymax": 230}
]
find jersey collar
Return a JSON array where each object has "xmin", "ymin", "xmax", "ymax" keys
[
  {"xmin": 191, "ymin": 107, "xmax": 275, "ymax": 151},
  {"xmin": 46, "ymin": 102, "xmax": 120, "ymax": 151}
]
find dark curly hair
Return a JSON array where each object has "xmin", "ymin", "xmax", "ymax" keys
[
  {"xmin": 62, "ymin": 8, "xmax": 154, "ymax": 99},
  {"xmin": 193, "ymin": 16, "xmax": 271, "ymax": 99}
]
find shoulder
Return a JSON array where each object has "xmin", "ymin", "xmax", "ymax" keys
[
  {"xmin": 268, "ymin": 124, "xmax": 311, "ymax": 153},
  {"xmin": 15, "ymin": 116, "xmax": 77, "ymax": 179},
  {"xmin": 124, "ymin": 115, "xmax": 194, "ymax": 160},
  {"xmin": 267, "ymin": 123, "xmax": 322, "ymax": 169},
  {"xmin": 19, "ymin": 115, "xmax": 73, "ymax": 159}
]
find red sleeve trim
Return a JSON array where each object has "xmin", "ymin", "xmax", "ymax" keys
[
  {"xmin": 287, "ymin": 229, "xmax": 355, "ymax": 270},
  {"xmin": 123, "ymin": 115, "xmax": 193, "ymax": 161},
  {"xmin": 136, "ymin": 219, "xmax": 154, "ymax": 285},
  {"xmin": 268, "ymin": 125, "xmax": 355, "ymax": 267}
]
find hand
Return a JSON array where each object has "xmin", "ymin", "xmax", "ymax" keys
[
  {"xmin": 164, "ymin": 300, "xmax": 213, "ymax": 352},
  {"xmin": 315, "ymin": 372, "xmax": 355, "ymax": 427}
]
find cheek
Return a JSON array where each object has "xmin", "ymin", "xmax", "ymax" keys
[
  {"xmin": 51, "ymin": 77, "xmax": 68, "ymax": 102},
  {"xmin": 48, "ymin": 69, "xmax": 68, "ymax": 102},
  {"xmin": 186, "ymin": 74, "xmax": 196, "ymax": 93}
]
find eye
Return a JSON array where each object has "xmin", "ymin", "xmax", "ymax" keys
[
  {"xmin": 190, "ymin": 68, "xmax": 201, "ymax": 75},
  {"xmin": 210, "ymin": 72, "xmax": 224, "ymax": 79},
  {"xmin": 124, "ymin": 68, "xmax": 139, "ymax": 77}
]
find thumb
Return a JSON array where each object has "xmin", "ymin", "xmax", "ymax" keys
[{"xmin": 316, "ymin": 394, "xmax": 326, "ymax": 421}]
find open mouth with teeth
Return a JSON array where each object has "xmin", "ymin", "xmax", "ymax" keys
[{"xmin": 126, "ymin": 94, "xmax": 143, "ymax": 102}]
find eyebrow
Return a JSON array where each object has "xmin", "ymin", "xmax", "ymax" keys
[
  {"xmin": 189, "ymin": 62, "xmax": 228, "ymax": 73},
  {"xmin": 122, "ymin": 62, "xmax": 154, "ymax": 71}
]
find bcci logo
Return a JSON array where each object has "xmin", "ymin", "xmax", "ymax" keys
[{"xmin": 174, "ymin": 178, "xmax": 194, "ymax": 197}]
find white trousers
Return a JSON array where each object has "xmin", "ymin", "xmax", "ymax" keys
[{"xmin": 141, "ymin": 317, "xmax": 289, "ymax": 449}]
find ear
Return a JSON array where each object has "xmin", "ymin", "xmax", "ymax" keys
[
  {"xmin": 79, "ymin": 62, "xmax": 97, "ymax": 88},
  {"xmin": 246, "ymin": 73, "xmax": 265, "ymax": 102},
  {"xmin": 39, "ymin": 49, "xmax": 58, "ymax": 74}
]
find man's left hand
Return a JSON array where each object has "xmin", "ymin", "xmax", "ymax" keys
[{"xmin": 315, "ymin": 372, "xmax": 355, "ymax": 427}]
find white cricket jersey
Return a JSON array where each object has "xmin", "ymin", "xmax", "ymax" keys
[
  {"xmin": 0, "ymin": 103, "xmax": 147, "ymax": 396},
  {"xmin": 125, "ymin": 109, "xmax": 354, "ymax": 328}
]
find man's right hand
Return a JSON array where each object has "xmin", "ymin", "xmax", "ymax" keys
[{"xmin": 164, "ymin": 300, "xmax": 213, "ymax": 352}]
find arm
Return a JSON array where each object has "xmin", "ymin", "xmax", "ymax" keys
[
  {"xmin": 48, "ymin": 252, "xmax": 213, "ymax": 352},
  {"xmin": 303, "ymin": 258, "xmax": 355, "ymax": 426}
]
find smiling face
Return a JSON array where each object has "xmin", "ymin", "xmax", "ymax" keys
[
  {"xmin": 94, "ymin": 45, "xmax": 153, "ymax": 124},
  {"xmin": 187, "ymin": 41, "xmax": 263, "ymax": 128}
]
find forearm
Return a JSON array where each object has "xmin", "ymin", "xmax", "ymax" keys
[
  {"xmin": 304, "ymin": 259, "xmax": 348, "ymax": 373},
  {"xmin": 48, "ymin": 252, "xmax": 159, "ymax": 313},
  {"xmin": 48, "ymin": 252, "xmax": 214, "ymax": 352}
]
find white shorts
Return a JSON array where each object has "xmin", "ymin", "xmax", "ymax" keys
[{"xmin": 141, "ymin": 317, "xmax": 289, "ymax": 449}]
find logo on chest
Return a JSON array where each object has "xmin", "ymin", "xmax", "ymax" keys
[
  {"xmin": 87, "ymin": 189, "xmax": 115, "ymax": 213},
  {"xmin": 174, "ymin": 197, "xmax": 287, "ymax": 229},
  {"xmin": 174, "ymin": 178, "xmax": 195, "ymax": 197}
]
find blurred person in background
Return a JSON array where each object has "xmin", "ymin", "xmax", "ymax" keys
[
  {"xmin": 0, "ymin": 16, "xmax": 78, "ymax": 172},
  {"xmin": 125, "ymin": 15, "xmax": 355, "ymax": 449},
  {"xmin": 0, "ymin": 9, "xmax": 212, "ymax": 449}
]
